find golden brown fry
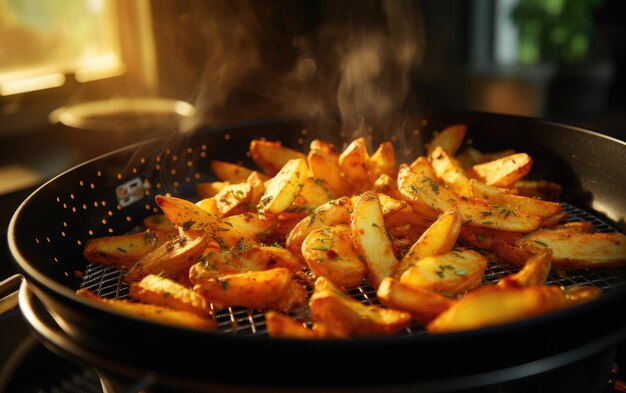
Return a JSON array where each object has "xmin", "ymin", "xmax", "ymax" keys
[
  {"xmin": 265, "ymin": 311, "xmax": 319, "ymax": 339},
  {"xmin": 302, "ymin": 225, "xmax": 366, "ymax": 288},
  {"xmin": 427, "ymin": 123, "xmax": 467, "ymax": 157},
  {"xmin": 83, "ymin": 230, "xmax": 170, "ymax": 267},
  {"xmin": 470, "ymin": 179, "xmax": 563, "ymax": 225},
  {"xmin": 398, "ymin": 164, "xmax": 542, "ymax": 233},
  {"xmin": 257, "ymin": 158, "xmax": 308, "ymax": 216},
  {"xmin": 77, "ymin": 288, "xmax": 216, "ymax": 330},
  {"xmin": 427, "ymin": 285, "xmax": 569, "ymax": 334},
  {"xmin": 214, "ymin": 182, "xmax": 252, "ymax": 217},
  {"xmin": 260, "ymin": 245, "xmax": 306, "ymax": 274},
  {"xmin": 467, "ymin": 153, "xmax": 533, "ymax": 188},
  {"xmin": 129, "ymin": 274, "xmax": 211, "ymax": 317},
  {"xmin": 498, "ymin": 249, "xmax": 552, "ymax": 288},
  {"xmin": 518, "ymin": 231, "xmax": 626, "ymax": 269},
  {"xmin": 511, "ymin": 179, "xmax": 563, "ymax": 201},
  {"xmin": 367, "ymin": 141, "xmax": 397, "ymax": 184},
  {"xmin": 338, "ymin": 137, "xmax": 370, "ymax": 193},
  {"xmin": 156, "ymin": 195, "xmax": 258, "ymax": 250},
  {"xmin": 429, "ymin": 146, "xmax": 472, "ymax": 196},
  {"xmin": 310, "ymin": 276, "xmax": 412, "ymax": 338},
  {"xmin": 250, "ymin": 140, "xmax": 307, "ymax": 176},
  {"xmin": 124, "ymin": 231, "xmax": 209, "ymax": 283},
  {"xmin": 308, "ymin": 150, "xmax": 351, "ymax": 199},
  {"xmin": 351, "ymin": 191, "xmax": 399, "ymax": 289},
  {"xmin": 377, "ymin": 277, "xmax": 454, "ymax": 325},
  {"xmin": 195, "ymin": 181, "xmax": 228, "ymax": 199},
  {"xmin": 286, "ymin": 197, "xmax": 353, "ymax": 256},
  {"xmin": 192, "ymin": 267, "xmax": 302, "ymax": 311},
  {"xmin": 188, "ymin": 244, "xmax": 271, "ymax": 283},
  {"xmin": 394, "ymin": 209, "xmax": 462, "ymax": 278},
  {"xmin": 373, "ymin": 173, "xmax": 403, "ymax": 200},
  {"xmin": 399, "ymin": 250, "xmax": 487, "ymax": 296},
  {"xmin": 210, "ymin": 160, "xmax": 270, "ymax": 183},
  {"xmin": 143, "ymin": 214, "xmax": 177, "ymax": 233}
]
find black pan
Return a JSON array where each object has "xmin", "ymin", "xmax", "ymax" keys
[{"xmin": 6, "ymin": 111, "xmax": 626, "ymax": 392}]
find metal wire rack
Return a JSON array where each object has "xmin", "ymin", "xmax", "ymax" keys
[{"xmin": 78, "ymin": 200, "xmax": 626, "ymax": 338}]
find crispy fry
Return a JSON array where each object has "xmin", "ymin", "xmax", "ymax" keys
[
  {"xmin": 427, "ymin": 123, "xmax": 467, "ymax": 157},
  {"xmin": 257, "ymin": 158, "xmax": 308, "ymax": 216},
  {"xmin": 338, "ymin": 137, "xmax": 370, "ymax": 193},
  {"xmin": 124, "ymin": 230, "xmax": 209, "ymax": 283},
  {"xmin": 210, "ymin": 160, "xmax": 270, "ymax": 183},
  {"xmin": 192, "ymin": 267, "xmax": 302, "ymax": 311},
  {"xmin": 250, "ymin": 140, "xmax": 307, "ymax": 176},
  {"xmin": 84, "ymin": 229, "xmax": 170, "ymax": 267},
  {"xmin": 394, "ymin": 209, "xmax": 462, "ymax": 278},
  {"xmin": 399, "ymin": 249, "xmax": 487, "ymax": 296},
  {"xmin": 467, "ymin": 153, "xmax": 533, "ymax": 188},
  {"xmin": 265, "ymin": 311, "xmax": 319, "ymax": 339},
  {"xmin": 302, "ymin": 224, "xmax": 366, "ymax": 287},
  {"xmin": 129, "ymin": 274, "xmax": 211, "ymax": 317},
  {"xmin": 308, "ymin": 150, "xmax": 351, "ymax": 199},
  {"xmin": 367, "ymin": 141, "xmax": 396, "ymax": 184},
  {"xmin": 429, "ymin": 146, "xmax": 471, "ymax": 196},
  {"xmin": 310, "ymin": 276, "xmax": 412, "ymax": 338},
  {"xmin": 77, "ymin": 288, "xmax": 216, "ymax": 330},
  {"xmin": 351, "ymin": 191, "xmax": 399, "ymax": 289},
  {"xmin": 398, "ymin": 164, "xmax": 543, "ymax": 232},
  {"xmin": 286, "ymin": 197, "xmax": 353, "ymax": 256},
  {"xmin": 377, "ymin": 277, "xmax": 454, "ymax": 325}
]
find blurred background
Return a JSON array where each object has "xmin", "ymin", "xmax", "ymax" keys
[{"xmin": 0, "ymin": 0, "xmax": 625, "ymax": 271}]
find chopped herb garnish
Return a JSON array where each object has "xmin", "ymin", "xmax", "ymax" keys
[
  {"xmin": 116, "ymin": 247, "xmax": 127, "ymax": 253},
  {"xmin": 481, "ymin": 221, "xmax": 494, "ymax": 225},
  {"xmin": 534, "ymin": 240, "xmax": 548, "ymax": 247},
  {"xmin": 481, "ymin": 211, "xmax": 492, "ymax": 216},
  {"xmin": 455, "ymin": 269, "xmax": 467, "ymax": 276},
  {"xmin": 162, "ymin": 291, "xmax": 170, "ymax": 298},
  {"xmin": 181, "ymin": 220, "xmax": 196, "ymax": 230},
  {"xmin": 475, "ymin": 233, "xmax": 486, "ymax": 242},
  {"xmin": 312, "ymin": 245, "xmax": 329, "ymax": 252}
]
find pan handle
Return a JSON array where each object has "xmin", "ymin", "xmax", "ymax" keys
[
  {"xmin": 0, "ymin": 274, "xmax": 21, "ymax": 315},
  {"xmin": 17, "ymin": 278, "xmax": 158, "ymax": 392}
]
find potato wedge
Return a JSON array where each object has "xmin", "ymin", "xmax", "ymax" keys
[
  {"xmin": 156, "ymin": 195, "xmax": 258, "ymax": 250},
  {"xmin": 429, "ymin": 146, "xmax": 472, "ymax": 196},
  {"xmin": 286, "ymin": 197, "xmax": 353, "ymax": 256},
  {"xmin": 467, "ymin": 153, "xmax": 532, "ymax": 188},
  {"xmin": 195, "ymin": 197, "xmax": 220, "ymax": 215},
  {"xmin": 427, "ymin": 285, "xmax": 570, "ymax": 334},
  {"xmin": 308, "ymin": 150, "xmax": 351, "ymax": 199},
  {"xmin": 426, "ymin": 123, "xmax": 467, "ymax": 157},
  {"xmin": 399, "ymin": 249, "xmax": 487, "ymax": 296},
  {"xmin": 338, "ymin": 137, "xmax": 370, "ymax": 193},
  {"xmin": 129, "ymin": 274, "xmax": 211, "ymax": 317},
  {"xmin": 77, "ymin": 288, "xmax": 216, "ymax": 330},
  {"xmin": 260, "ymin": 245, "xmax": 306, "ymax": 274},
  {"xmin": 250, "ymin": 140, "xmax": 307, "ymax": 176},
  {"xmin": 310, "ymin": 139, "xmax": 340, "ymax": 163},
  {"xmin": 83, "ymin": 229, "xmax": 170, "ymax": 267},
  {"xmin": 470, "ymin": 179, "xmax": 563, "ymax": 224},
  {"xmin": 394, "ymin": 209, "xmax": 462, "ymax": 278},
  {"xmin": 124, "ymin": 231, "xmax": 209, "ymax": 283},
  {"xmin": 188, "ymin": 244, "xmax": 271, "ymax": 283},
  {"xmin": 498, "ymin": 249, "xmax": 552, "ymax": 288},
  {"xmin": 210, "ymin": 160, "xmax": 270, "ymax": 183},
  {"xmin": 301, "ymin": 225, "xmax": 366, "ymax": 288},
  {"xmin": 222, "ymin": 212, "xmax": 274, "ymax": 242},
  {"xmin": 143, "ymin": 214, "xmax": 177, "ymax": 233},
  {"xmin": 511, "ymin": 179, "xmax": 563, "ymax": 201},
  {"xmin": 518, "ymin": 231, "xmax": 626, "ymax": 269},
  {"xmin": 286, "ymin": 176, "xmax": 332, "ymax": 213},
  {"xmin": 265, "ymin": 311, "xmax": 319, "ymax": 339},
  {"xmin": 373, "ymin": 173, "xmax": 403, "ymax": 200},
  {"xmin": 351, "ymin": 191, "xmax": 399, "ymax": 289},
  {"xmin": 367, "ymin": 141, "xmax": 396, "ymax": 184},
  {"xmin": 377, "ymin": 277, "xmax": 454, "ymax": 325},
  {"xmin": 192, "ymin": 267, "xmax": 299, "ymax": 311},
  {"xmin": 309, "ymin": 276, "xmax": 412, "ymax": 338},
  {"xmin": 398, "ymin": 165, "xmax": 542, "ymax": 233},
  {"xmin": 214, "ymin": 182, "xmax": 252, "ymax": 217},
  {"xmin": 195, "ymin": 181, "xmax": 229, "ymax": 199},
  {"xmin": 257, "ymin": 158, "xmax": 308, "ymax": 216}
]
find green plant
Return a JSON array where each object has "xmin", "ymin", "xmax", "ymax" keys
[{"xmin": 510, "ymin": 0, "xmax": 603, "ymax": 65}]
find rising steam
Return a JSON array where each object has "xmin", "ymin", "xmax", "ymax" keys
[{"xmin": 160, "ymin": 0, "xmax": 426, "ymax": 151}]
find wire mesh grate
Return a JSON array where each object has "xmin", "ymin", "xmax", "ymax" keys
[{"xmin": 78, "ymin": 200, "xmax": 626, "ymax": 337}]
